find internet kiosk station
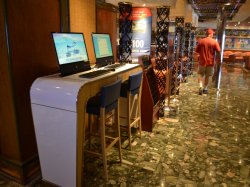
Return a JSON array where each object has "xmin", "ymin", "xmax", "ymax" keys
[{"xmin": 30, "ymin": 33, "xmax": 142, "ymax": 186}]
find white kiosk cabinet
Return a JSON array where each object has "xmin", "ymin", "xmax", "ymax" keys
[{"xmin": 30, "ymin": 64, "xmax": 142, "ymax": 187}]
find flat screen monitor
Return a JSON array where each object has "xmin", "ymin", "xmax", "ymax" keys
[
  {"xmin": 52, "ymin": 32, "xmax": 91, "ymax": 76},
  {"xmin": 91, "ymin": 33, "xmax": 114, "ymax": 67}
]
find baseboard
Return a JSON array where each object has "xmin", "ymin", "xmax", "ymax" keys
[{"xmin": 0, "ymin": 154, "xmax": 41, "ymax": 185}]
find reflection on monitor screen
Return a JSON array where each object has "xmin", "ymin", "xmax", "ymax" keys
[
  {"xmin": 92, "ymin": 33, "xmax": 114, "ymax": 67},
  {"xmin": 52, "ymin": 32, "xmax": 90, "ymax": 76},
  {"xmin": 52, "ymin": 33, "xmax": 89, "ymax": 64}
]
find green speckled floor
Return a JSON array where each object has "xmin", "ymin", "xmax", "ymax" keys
[{"xmin": 1, "ymin": 64, "xmax": 250, "ymax": 187}]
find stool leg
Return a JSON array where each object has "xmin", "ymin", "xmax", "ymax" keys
[
  {"xmin": 100, "ymin": 108, "xmax": 108, "ymax": 180},
  {"xmin": 115, "ymin": 105, "xmax": 122, "ymax": 163},
  {"xmin": 128, "ymin": 92, "xmax": 132, "ymax": 150},
  {"xmin": 88, "ymin": 114, "xmax": 92, "ymax": 149},
  {"xmin": 138, "ymin": 93, "xmax": 142, "ymax": 138}
]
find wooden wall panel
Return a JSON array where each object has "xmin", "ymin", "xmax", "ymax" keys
[
  {"xmin": 7, "ymin": 0, "xmax": 60, "ymax": 159},
  {"xmin": 0, "ymin": 0, "xmax": 61, "ymax": 184},
  {"xmin": 0, "ymin": 0, "xmax": 20, "ymax": 159},
  {"xmin": 69, "ymin": 0, "xmax": 96, "ymax": 64},
  {"xmin": 96, "ymin": 6, "xmax": 118, "ymax": 62}
]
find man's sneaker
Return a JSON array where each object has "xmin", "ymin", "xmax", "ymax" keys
[
  {"xmin": 203, "ymin": 89, "xmax": 208, "ymax": 94},
  {"xmin": 199, "ymin": 88, "xmax": 203, "ymax": 95}
]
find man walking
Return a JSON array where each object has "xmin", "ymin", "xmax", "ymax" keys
[{"xmin": 195, "ymin": 29, "xmax": 221, "ymax": 95}]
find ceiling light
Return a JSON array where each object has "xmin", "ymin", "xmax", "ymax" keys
[
  {"xmin": 143, "ymin": 4, "xmax": 146, "ymax": 7},
  {"xmin": 224, "ymin": 3, "xmax": 231, "ymax": 5}
]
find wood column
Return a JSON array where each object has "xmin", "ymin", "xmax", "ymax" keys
[
  {"xmin": 0, "ymin": 0, "xmax": 61, "ymax": 184},
  {"xmin": 69, "ymin": 0, "xmax": 96, "ymax": 64},
  {"xmin": 96, "ymin": 1, "xmax": 118, "ymax": 62}
]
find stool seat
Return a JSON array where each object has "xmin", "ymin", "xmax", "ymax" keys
[
  {"xmin": 87, "ymin": 94, "xmax": 118, "ymax": 115},
  {"xmin": 85, "ymin": 79, "xmax": 122, "ymax": 181}
]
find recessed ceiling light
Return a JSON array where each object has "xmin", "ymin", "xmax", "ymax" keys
[{"xmin": 143, "ymin": 4, "xmax": 146, "ymax": 7}]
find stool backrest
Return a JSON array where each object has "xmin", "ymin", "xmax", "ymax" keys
[
  {"xmin": 100, "ymin": 79, "xmax": 122, "ymax": 108},
  {"xmin": 128, "ymin": 71, "xmax": 143, "ymax": 95}
]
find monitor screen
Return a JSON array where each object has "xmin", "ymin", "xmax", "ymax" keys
[
  {"xmin": 91, "ymin": 33, "xmax": 114, "ymax": 67},
  {"xmin": 52, "ymin": 32, "xmax": 90, "ymax": 76}
]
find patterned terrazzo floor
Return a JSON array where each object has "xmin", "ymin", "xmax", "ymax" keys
[{"xmin": 0, "ymin": 64, "xmax": 250, "ymax": 187}]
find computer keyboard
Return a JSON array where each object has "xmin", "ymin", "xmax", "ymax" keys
[
  {"xmin": 79, "ymin": 69, "xmax": 111, "ymax": 78},
  {"xmin": 104, "ymin": 63, "xmax": 126, "ymax": 69}
]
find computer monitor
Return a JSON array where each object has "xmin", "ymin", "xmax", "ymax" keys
[
  {"xmin": 52, "ymin": 32, "xmax": 91, "ymax": 76},
  {"xmin": 91, "ymin": 33, "xmax": 114, "ymax": 67}
]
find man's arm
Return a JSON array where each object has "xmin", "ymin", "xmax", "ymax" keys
[{"xmin": 195, "ymin": 44, "xmax": 200, "ymax": 53}]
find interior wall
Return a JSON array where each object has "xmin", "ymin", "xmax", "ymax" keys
[
  {"xmin": 226, "ymin": 25, "xmax": 250, "ymax": 30},
  {"xmin": 169, "ymin": 0, "xmax": 186, "ymax": 19},
  {"xmin": 0, "ymin": 0, "xmax": 61, "ymax": 184},
  {"xmin": 185, "ymin": 4, "xmax": 198, "ymax": 26},
  {"xmin": 0, "ymin": 0, "xmax": 20, "ymax": 161},
  {"xmin": 69, "ymin": 0, "xmax": 96, "ymax": 64},
  {"xmin": 96, "ymin": 4, "xmax": 118, "ymax": 62},
  {"xmin": 198, "ymin": 21, "xmax": 217, "ymax": 29}
]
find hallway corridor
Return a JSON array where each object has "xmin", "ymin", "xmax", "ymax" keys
[
  {"xmin": 0, "ymin": 64, "xmax": 249, "ymax": 187},
  {"xmin": 84, "ymin": 64, "xmax": 250, "ymax": 187}
]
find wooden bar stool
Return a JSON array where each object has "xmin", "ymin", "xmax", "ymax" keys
[
  {"xmin": 85, "ymin": 79, "xmax": 122, "ymax": 180},
  {"xmin": 120, "ymin": 71, "xmax": 143, "ymax": 149}
]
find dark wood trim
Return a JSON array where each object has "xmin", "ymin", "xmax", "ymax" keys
[
  {"xmin": 0, "ymin": 154, "xmax": 40, "ymax": 184},
  {"xmin": 60, "ymin": 0, "xmax": 70, "ymax": 32},
  {"xmin": 96, "ymin": 0, "xmax": 118, "ymax": 12},
  {"xmin": 2, "ymin": 0, "xmax": 22, "ymax": 155}
]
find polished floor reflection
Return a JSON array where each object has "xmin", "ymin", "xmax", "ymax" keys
[
  {"xmin": 84, "ymin": 64, "xmax": 250, "ymax": 187},
  {"xmin": 0, "ymin": 64, "xmax": 249, "ymax": 187}
]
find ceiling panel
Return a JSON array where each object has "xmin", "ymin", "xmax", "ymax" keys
[
  {"xmin": 187, "ymin": 0, "xmax": 247, "ymax": 21},
  {"xmin": 105, "ymin": 0, "xmax": 177, "ymax": 8},
  {"xmin": 105, "ymin": 0, "xmax": 250, "ymax": 23}
]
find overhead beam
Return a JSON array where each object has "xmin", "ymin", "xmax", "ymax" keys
[
  {"xmin": 199, "ymin": 16, "xmax": 233, "ymax": 21},
  {"xmin": 188, "ymin": 0, "xmax": 246, "ymax": 4},
  {"xmin": 194, "ymin": 9, "xmax": 238, "ymax": 14}
]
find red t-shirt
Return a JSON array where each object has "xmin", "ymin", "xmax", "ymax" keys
[{"xmin": 195, "ymin": 37, "xmax": 221, "ymax": 66}]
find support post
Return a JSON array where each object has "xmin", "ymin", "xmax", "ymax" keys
[{"xmin": 215, "ymin": 6, "xmax": 227, "ymax": 90}]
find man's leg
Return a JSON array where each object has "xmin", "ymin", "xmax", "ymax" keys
[
  {"xmin": 197, "ymin": 66, "xmax": 205, "ymax": 95},
  {"xmin": 203, "ymin": 75, "xmax": 210, "ymax": 93},
  {"xmin": 203, "ymin": 66, "xmax": 214, "ymax": 94},
  {"xmin": 198, "ymin": 74, "xmax": 203, "ymax": 88}
]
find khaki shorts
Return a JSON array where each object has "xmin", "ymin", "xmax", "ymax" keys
[{"xmin": 198, "ymin": 66, "xmax": 214, "ymax": 76}]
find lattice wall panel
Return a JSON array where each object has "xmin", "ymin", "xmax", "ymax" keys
[
  {"xmin": 155, "ymin": 6, "xmax": 170, "ymax": 116},
  {"xmin": 189, "ymin": 26, "xmax": 196, "ymax": 73},
  {"xmin": 182, "ymin": 22, "xmax": 192, "ymax": 82},
  {"xmin": 119, "ymin": 2, "xmax": 132, "ymax": 63},
  {"xmin": 171, "ymin": 17, "xmax": 184, "ymax": 95}
]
